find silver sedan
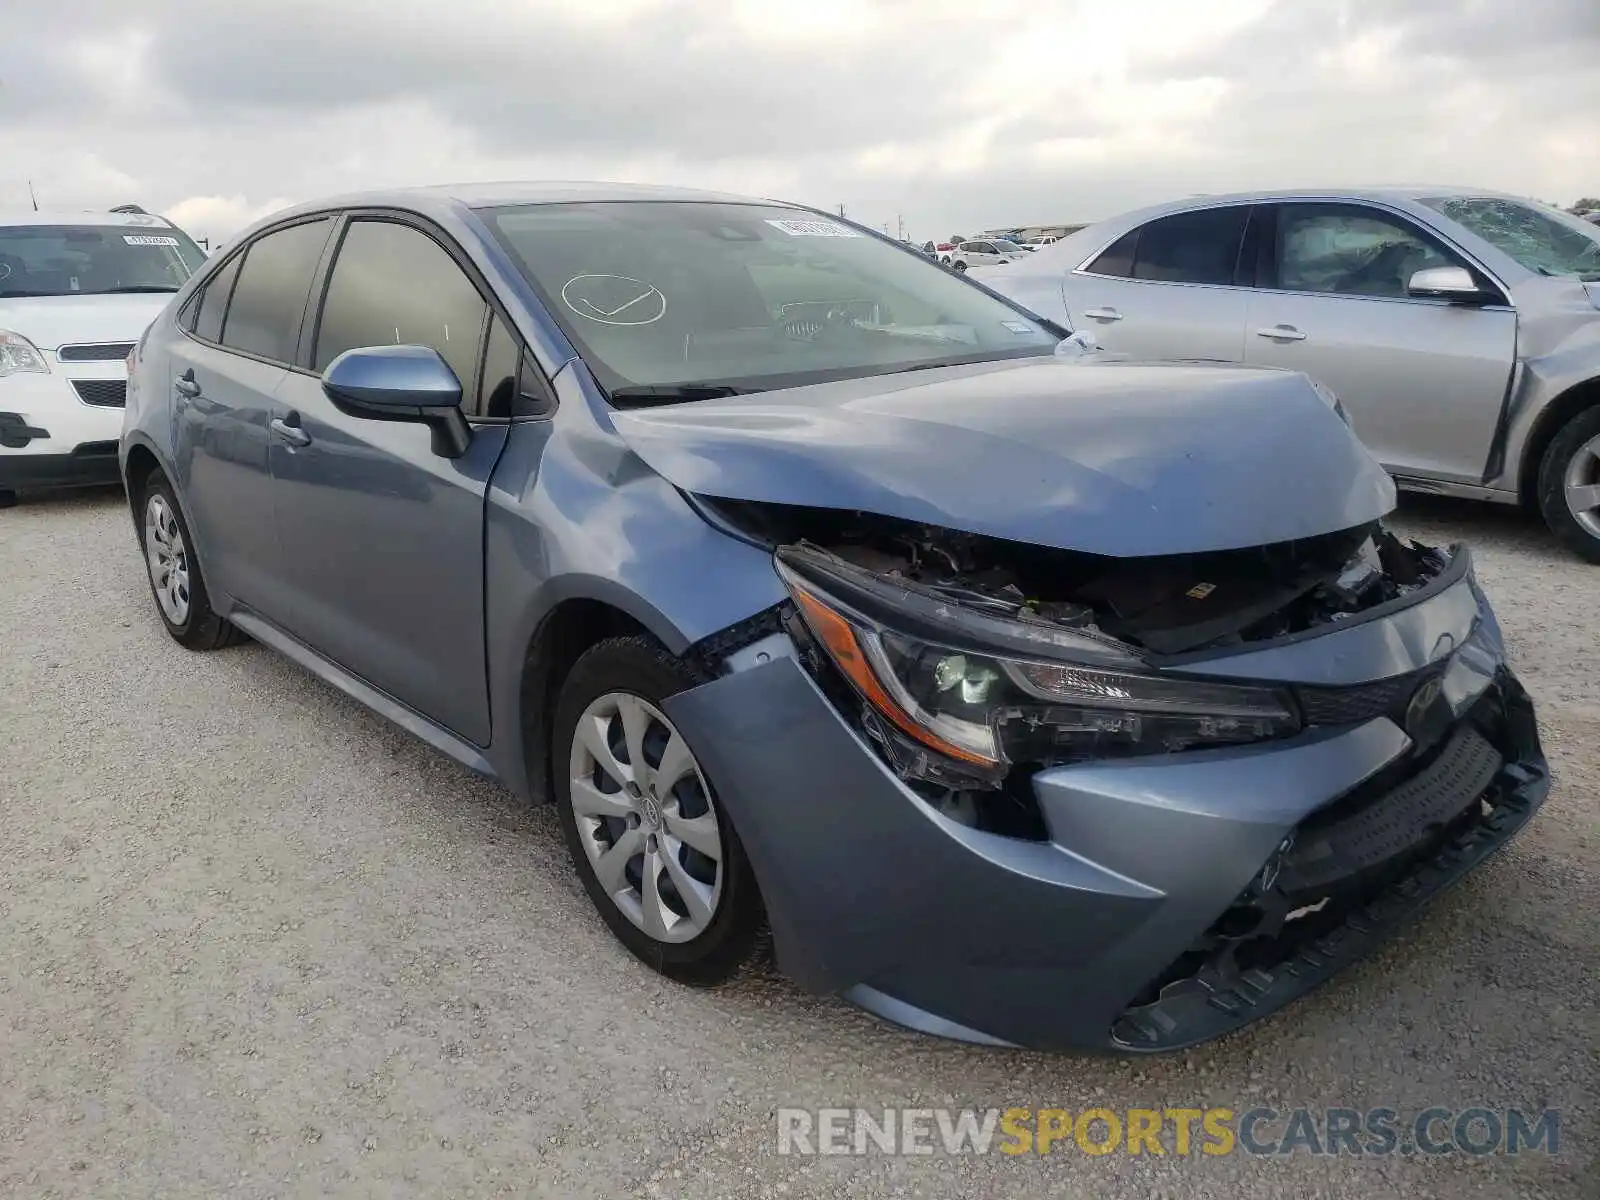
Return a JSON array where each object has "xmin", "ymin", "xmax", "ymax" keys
[{"xmin": 977, "ymin": 188, "xmax": 1600, "ymax": 561}]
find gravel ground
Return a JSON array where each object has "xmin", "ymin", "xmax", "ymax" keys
[{"xmin": 1, "ymin": 487, "xmax": 1595, "ymax": 1200}]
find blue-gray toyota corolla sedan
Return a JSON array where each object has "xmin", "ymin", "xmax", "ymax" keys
[{"xmin": 120, "ymin": 183, "xmax": 1548, "ymax": 1052}]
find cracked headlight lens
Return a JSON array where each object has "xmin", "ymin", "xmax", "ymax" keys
[{"xmin": 778, "ymin": 553, "xmax": 1301, "ymax": 768}]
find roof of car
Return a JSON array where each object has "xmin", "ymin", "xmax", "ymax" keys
[
  {"xmin": 267, "ymin": 180, "xmax": 799, "ymax": 221},
  {"xmin": 0, "ymin": 208, "xmax": 177, "ymax": 229},
  {"xmin": 1087, "ymin": 184, "xmax": 1535, "ymax": 224}
]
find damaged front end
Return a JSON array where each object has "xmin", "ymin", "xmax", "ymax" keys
[
  {"xmin": 706, "ymin": 498, "xmax": 1454, "ymax": 836},
  {"xmin": 672, "ymin": 495, "xmax": 1545, "ymax": 1052}
]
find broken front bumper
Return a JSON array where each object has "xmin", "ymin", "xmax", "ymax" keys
[{"xmin": 663, "ymin": 558, "xmax": 1547, "ymax": 1053}]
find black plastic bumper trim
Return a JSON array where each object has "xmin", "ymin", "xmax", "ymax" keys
[{"xmin": 1109, "ymin": 761, "xmax": 1547, "ymax": 1053}]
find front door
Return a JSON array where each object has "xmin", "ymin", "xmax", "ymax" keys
[
  {"xmin": 266, "ymin": 216, "xmax": 512, "ymax": 746},
  {"xmin": 1244, "ymin": 202, "xmax": 1517, "ymax": 481}
]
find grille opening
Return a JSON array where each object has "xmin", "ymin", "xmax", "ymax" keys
[
  {"xmin": 71, "ymin": 379, "xmax": 127, "ymax": 407},
  {"xmin": 58, "ymin": 342, "xmax": 136, "ymax": 363}
]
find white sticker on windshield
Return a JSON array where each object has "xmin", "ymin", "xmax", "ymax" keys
[
  {"xmin": 1001, "ymin": 320, "xmax": 1034, "ymax": 334},
  {"xmin": 765, "ymin": 218, "xmax": 861, "ymax": 238},
  {"xmin": 124, "ymin": 234, "xmax": 179, "ymax": 246}
]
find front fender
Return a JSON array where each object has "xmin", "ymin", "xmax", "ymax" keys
[{"xmin": 480, "ymin": 388, "xmax": 787, "ymax": 798}]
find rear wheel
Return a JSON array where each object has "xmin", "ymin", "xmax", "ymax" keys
[
  {"xmin": 137, "ymin": 474, "xmax": 241, "ymax": 649},
  {"xmin": 952, "ymin": 260, "xmax": 968, "ymax": 274},
  {"xmin": 553, "ymin": 636, "xmax": 766, "ymax": 985},
  {"xmin": 1536, "ymin": 406, "xmax": 1600, "ymax": 564}
]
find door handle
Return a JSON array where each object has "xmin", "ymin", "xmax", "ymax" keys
[
  {"xmin": 175, "ymin": 369, "xmax": 201, "ymax": 397},
  {"xmin": 1083, "ymin": 307, "xmax": 1123, "ymax": 322},
  {"xmin": 270, "ymin": 414, "xmax": 312, "ymax": 448},
  {"xmin": 1255, "ymin": 324, "xmax": 1307, "ymax": 342}
]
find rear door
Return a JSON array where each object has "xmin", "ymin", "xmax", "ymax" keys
[
  {"xmin": 1243, "ymin": 202, "xmax": 1517, "ymax": 480},
  {"xmin": 169, "ymin": 217, "xmax": 335, "ymax": 613},
  {"xmin": 266, "ymin": 214, "xmax": 517, "ymax": 745},
  {"xmin": 1063, "ymin": 205, "xmax": 1256, "ymax": 361}
]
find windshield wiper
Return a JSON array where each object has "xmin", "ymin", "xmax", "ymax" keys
[
  {"xmin": 609, "ymin": 383, "xmax": 751, "ymax": 407},
  {"xmin": 99, "ymin": 285, "xmax": 181, "ymax": 294}
]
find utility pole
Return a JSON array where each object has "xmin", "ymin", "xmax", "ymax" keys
[{"xmin": 837, "ymin": 203, "xmax": 846, "ymax": 218}]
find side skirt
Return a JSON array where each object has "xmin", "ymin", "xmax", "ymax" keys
[{"xmin": 225, "ymin": 605, "xmax": 501, "ymax": 782}]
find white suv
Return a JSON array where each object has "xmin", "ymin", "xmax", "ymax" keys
[
  {"xmin": 946, "ymin": 239, "xmax": 1028, "ymax": 272},
  {"xmin": 1, "ymin": 209, "xmax": 205, "ymax": 506}
]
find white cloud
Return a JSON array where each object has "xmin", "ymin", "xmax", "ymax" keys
[{"xmin": 0, "ymin": 0, "xmax": 1593, "ymax": 241}]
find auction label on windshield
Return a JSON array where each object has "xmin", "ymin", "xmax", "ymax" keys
[
  {"xmin": 765, "ymin": 218, "xmax": 861, "ymax": 238},
  {"xmin": 124, "ymin": 235, "xmax": 180, "ymax": 246}
]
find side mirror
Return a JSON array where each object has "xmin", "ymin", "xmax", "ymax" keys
[
  {"xmin": 1407, "ymin": 266, "xmax": 1494, "ymax": 305},
  {"xmin": 321, "ymin": 344, "xmax": 472, "ymax": 458}
]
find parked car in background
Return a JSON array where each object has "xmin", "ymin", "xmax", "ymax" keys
[
  {"xmin": 120, "ymin": 182, "xmax": 1545, "ymax": 1052},
  {"xmin": 977, "ymin": 188, "xmax": 1600, "ymax": 561},
  {"xmin": 1020, "ymin": 236, "xmax": 1058, "ymax": 251},
  {"xmin": 0, "ymin": 208, "xmax": 206, "ymax": 506},
  {"xmin": 946, "ymin": 238, "xmax": 1027, "ymax": 272}
]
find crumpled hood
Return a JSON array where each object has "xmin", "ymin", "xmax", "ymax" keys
[
  {"xmin": 0, "ymin": 293, "xmax": 170, "ymax": 350},
  {"xmin": 609, "ymin": 357, "xmax": 1396, "ymax": 557}
]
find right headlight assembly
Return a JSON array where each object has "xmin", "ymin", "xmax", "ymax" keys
[
  {"xmin": 776, "ymin": 547, "xmax": 1300, "ymax": 771},
  {"xmin": 0, "ymin": 330, "xmax": 50, "ymax": 378}
]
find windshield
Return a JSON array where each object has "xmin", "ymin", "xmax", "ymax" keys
[
  {"xmin": 991, "ymin": 240, "xmax": 1025, "ymax": 254},
  {"xmin": 0, "ymin": 224, "xmax": 204, "ymax": 297},
  {"xmin": 1422, "ymin": 197, "xmax": 1600, "ymax": 281},
  {"xmin": 481, "ymin": 202, "xmax": 1059, "ymax": 400}
]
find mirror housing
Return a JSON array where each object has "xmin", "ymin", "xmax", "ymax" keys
[
  {"xmin": 1407, "ymin": 266, "xmax": 1495, "ymax": 305},
  {"xmin": 321, "ymin": 345, "xmax": 471, "ymax": 458}
]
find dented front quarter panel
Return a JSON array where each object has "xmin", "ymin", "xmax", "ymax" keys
[{"xmin": 480, "ymin": 361, "xmax": 787, "ymax": 796}]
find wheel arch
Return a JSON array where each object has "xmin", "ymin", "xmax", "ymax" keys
[
  {"xmin": 1518, "ymin": 375, "xmax": 1600, "ymax": 506},
  {"xmin": 516, "ymin": 594, "xmax": 657, "ymax": 806},
  {"xmin": 120, "ymin": 436, "xmax": 167, "ymax": 521}
]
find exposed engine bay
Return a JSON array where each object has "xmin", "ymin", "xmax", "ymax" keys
[
  {"xmin": 706, "ymin": 497, "xmax": 1456, "ymax": 840},
  {"xmin": 708, "ymin": 497, "xmax": 1450, "ymax": 656}
]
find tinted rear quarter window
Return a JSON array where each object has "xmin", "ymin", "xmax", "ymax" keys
[
  {"xmin": 1131, "ymin": 207, "xmax": 1251, "ymax": 285},
  {"xmin": 314, "ymin": 220, "xmax": 488, "ymax": 404},
  {"xmin": 1086, "ymin": 229, "xmax": 1138, "ymax": 277},
  {"xmin": 221, "ymin": 219, "xmax": 333, "ymax": 362},
  {"xmin": 193, "ymin": 253, "xmax": 243, "ymax": 343}
]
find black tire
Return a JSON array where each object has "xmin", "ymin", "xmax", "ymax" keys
[
  {"xmin": 953, "ymin": 260, "xmax": 968, "ymax": 274},
  {"xmin": 553, "ymin": 635, "xmax": 767, "ymax": 986},
  {"xmin": 1535, "ymin": 405, "xmax": 1600, "ymax": 564},
  {"xmin": 135, "ymin": 473, "xmax": 242, "ymax": 649}
]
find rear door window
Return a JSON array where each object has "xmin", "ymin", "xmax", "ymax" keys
[
  {"xmin": 221, "ymin": 219, "xmax": 334, "ymax": 363},
  {"xmin": 314, "ymin": 219, "xmax": 489, "ymax": 409},
  {"xmin": 1129, "ymin": 207, "xmax": 1251, "ymax": 286}
]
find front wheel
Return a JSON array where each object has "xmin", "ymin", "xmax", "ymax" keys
[
  {"xmin": 952, "ymin": 260, "xmax": 968, "ymax": 274},
  {"xmin": 553, "ymin": 636, "xmax": 767, "ymax": 985},
  {"xmin": 1536, "ymin": 406, "xmax": 1600, "ymax": 564}
]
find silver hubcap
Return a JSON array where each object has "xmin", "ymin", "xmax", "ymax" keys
[
  {"xmin": 569, "ymin": 692, "xmax": 724, "ymax": 944},
  {"xmin": 1564, "ymin": 433, "xmax": 1600, "ymax": 537},
  {"xmin": 143, "ymin": 494, "xmax": 191, "ymax": 626}
]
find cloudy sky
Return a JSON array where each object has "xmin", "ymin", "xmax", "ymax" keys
[{"xmin": 2, "ymin": 0, "xmax": 1595, "ymax": 243}]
